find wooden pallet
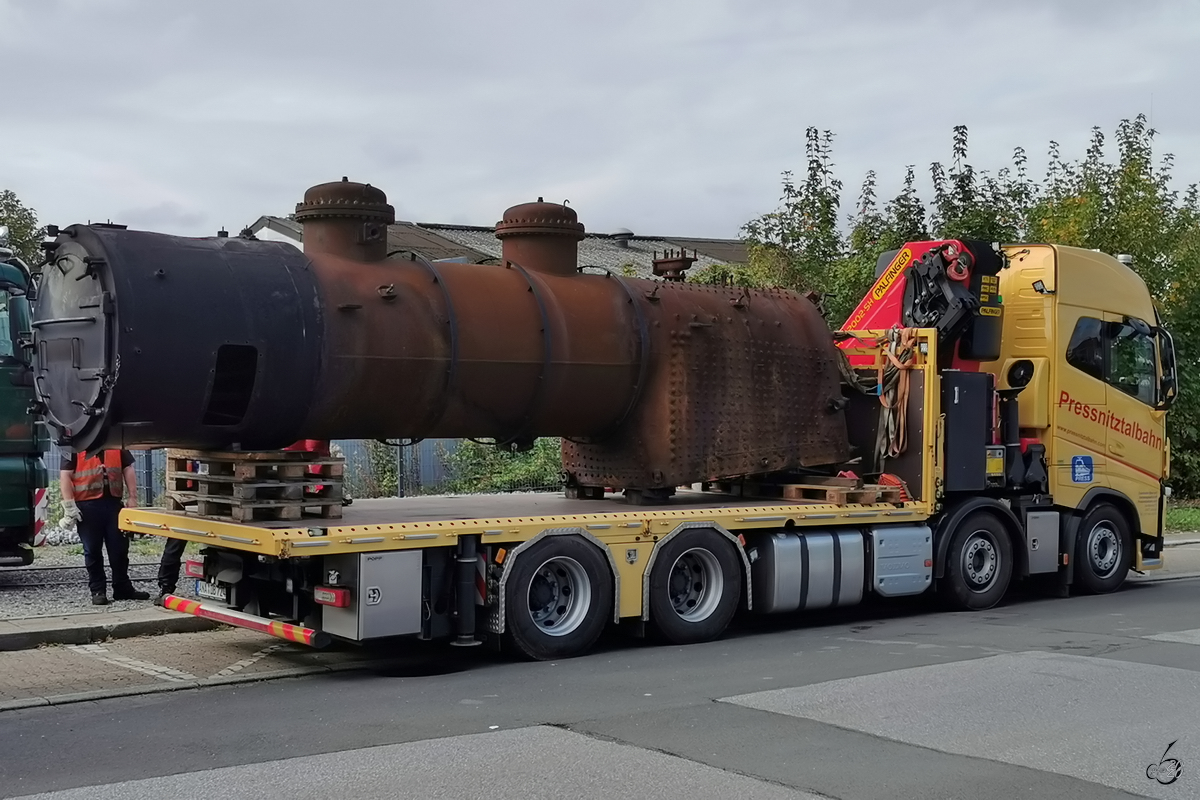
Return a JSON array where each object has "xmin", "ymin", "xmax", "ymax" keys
[
  {"xmin": 166, "ymin": 492, "xmax": 343, "ymax": 522},
  {"xmin": 167, "ymin": 475, "xmax": 343, "ymax": 501},
  {"xmin": 165, "ymin": 448, "xmax": 345, "ymax": 522},
  {"xmin": 703, "ymin": 475, "xmax": 904, "ymax": 506},
  {"xmin": 782, "ymin": 484, "xmax": 897, "ymax": 503},
  {"xmin": 168, "ymin": 452, "xmax": 344, "ymax": 482}
]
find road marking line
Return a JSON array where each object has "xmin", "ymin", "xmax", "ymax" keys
[
  {"xmin": 212, "ymin": 644, "xmax": 288, "ymax": 678},
  {"xmin": 66, "ymin": 643, "xmax": 198, "ymax": 682},
  {"xmin": 1144, "ymin": 628, "xmax": 1200, "ymax": 645}
]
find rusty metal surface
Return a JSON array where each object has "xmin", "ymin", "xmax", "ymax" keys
[
  {"xmin": 651, "ymin": 248, "xmax": 697, "ymax": 280},
  {"xmin": 34, "ymin": 179, "xmax": 850, "ymax": 491},
  {"xmin": 494, "ymin": 199, "xmax": 586, "ymax": 277},
  {"xmin": 295, "ymin": 177, "xmax": 395, "ymax": 263},
  {"xmin": 300, "ymin": 251, "xmax": 643, "ymax": 442},
  {"xmin": 562, "ymin": 282, "xmax": 849, "ymax": 490}
]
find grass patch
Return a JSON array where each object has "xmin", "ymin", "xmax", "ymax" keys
[{"xmin": 1165, "ymin": 503, "xmax": 1200, "ymax": 532}]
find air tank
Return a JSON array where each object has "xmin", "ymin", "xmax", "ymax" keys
[{"xmin": 32, "ymin": 179, "xmax": 851, "ymax": 492}]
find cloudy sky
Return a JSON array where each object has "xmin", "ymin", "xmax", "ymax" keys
[{"xmin": 3, "ymin": 0, "xmax": 1198, "ymax": 240}]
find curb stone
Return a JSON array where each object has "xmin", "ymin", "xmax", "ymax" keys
[
  {"xmin": 0, "ymin": 615, "xmax": 218, "ymax": 652},
  {"xmin": 1164, "ymin": 537, "xmax": 1200, "ymax": 547},
  {"xmin": 0, "ymin": 659, "xmax": 395, "ymax": 713}
]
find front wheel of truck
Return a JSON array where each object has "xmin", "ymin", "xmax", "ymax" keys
[
  {"xmin": 1073, "ymin": 503, "xmax": 1133, "ymax": 594},
  {"xmin": 503, "ymin": 536, "xmax": 613, "ymax": 661}
]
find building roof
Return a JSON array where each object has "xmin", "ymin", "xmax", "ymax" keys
[{"xmin": 245, "ymin": 216, "xmax": 747, "ymax": 279}]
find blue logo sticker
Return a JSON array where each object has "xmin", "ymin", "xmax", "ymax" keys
[{"xmin": 1071, "ymin": 455, "xmax": 1094, "ymax": 483}]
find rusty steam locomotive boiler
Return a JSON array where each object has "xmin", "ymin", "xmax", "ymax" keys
[{"xmin": 33, "ymin": 179, "xmax": 850, "ymax": 494}]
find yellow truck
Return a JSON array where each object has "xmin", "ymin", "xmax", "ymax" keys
[{"xmin": 99, "ymin": 241, "xmax": 1175, "ymax": 661}]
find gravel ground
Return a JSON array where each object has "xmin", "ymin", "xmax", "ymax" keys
[{"xmin": 0, "ymin": 541, "xmax": 197, "ymax": 620}]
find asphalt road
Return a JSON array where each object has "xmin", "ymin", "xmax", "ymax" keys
[{"xmin": 5, "ymin": 574, "xmax": 1200, "ymax": 800}]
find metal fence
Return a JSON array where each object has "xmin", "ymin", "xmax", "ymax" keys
[
  {"xmin": 51, "ymin": 440, "xmax": 463, "ymax": 506},
  {"xmin": 335, "ymin": 438, "xmax": 459, "ymax": 498},
  {"xmin": 52, "ymin": 437, "xmax": 560, "ymax": 505}
]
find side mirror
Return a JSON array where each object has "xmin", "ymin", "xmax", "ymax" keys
[
  {"xmin": 1157, "ymin": 325, "xmax": 1179, "ymax": 410},
  {"xmin": 1126, "ymin": 316, "xmax": 1152, "ymax": 337}
]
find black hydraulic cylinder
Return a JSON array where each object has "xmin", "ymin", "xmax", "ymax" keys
[{"xmin": 451, "ymin": 535, "xmax": 482, "ymax": 647}]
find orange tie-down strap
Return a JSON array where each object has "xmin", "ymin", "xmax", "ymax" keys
[{"xmin": 163, "ymin": 595, "xmax": 330, "ymax": 648}]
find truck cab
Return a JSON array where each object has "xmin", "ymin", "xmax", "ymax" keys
[
  {"xmin": 983, "ymin": 245, "xmax": 1176, "ymax": 573},
  {"xmin": 0, "ymin": 225, "xmax": 48, "ymax": 565}
]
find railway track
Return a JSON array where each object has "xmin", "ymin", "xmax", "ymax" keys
[{"xmin": 0, "ymin": 562, "xmax": 160, "ymax": 590}]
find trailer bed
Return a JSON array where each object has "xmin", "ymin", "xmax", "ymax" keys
[
  {"xmin": 123, "ymin": 488, "xmax": 930, "ymax": 559},
  {"xmin": 254, "ymin": 490, "xmax": 829, "ymax": 528}
]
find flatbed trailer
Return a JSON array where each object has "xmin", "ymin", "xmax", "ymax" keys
[{"xmin": 126, "ymin": 314, "xmax": 1171, "ymax": 661}]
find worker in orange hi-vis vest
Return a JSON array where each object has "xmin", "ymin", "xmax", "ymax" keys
[{"xmin": 59, "ymin": 449, "xmax": 150, "ymax": 605}]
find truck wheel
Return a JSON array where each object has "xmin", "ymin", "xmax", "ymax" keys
[
  {"xmin": 938, "ymin": 511, "xmax": 1013, "ymax": 610},
  {"xmin": 1073, "ymin": 503, "xmax": 1133, "ymax": 594},
  {"xmin": 648, "ymin": 529, "xmax": 742, "ymax": 644},
  {"xmin": 504, "ymin": 536, "xmax": 612, "ymax": 661}
]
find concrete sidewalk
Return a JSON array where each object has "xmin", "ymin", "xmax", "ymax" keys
[
  {"xmin": 0, "ymin": 606, "xmax": 217, "ymax": 651},
  {"xmin": 0, "ymin": 626, "xmax": 387, "ymax": 712}
]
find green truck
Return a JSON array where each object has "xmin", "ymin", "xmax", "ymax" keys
[{"xmin": 0, "ymin": 224, "xmax": 47, "ymax": 566}]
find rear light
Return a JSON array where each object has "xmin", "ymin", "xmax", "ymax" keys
[
  {"xmin": 184, "ymin": 559, "xmax": 205, "ymax": 578},
  {"xmin": 314, "ymin": 585, "xmax": 351, "ymax": 608}
]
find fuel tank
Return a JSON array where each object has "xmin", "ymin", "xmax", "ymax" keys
[{"xmin": 32, "ymin": 179, "xmax": 850, "ymax": 491}]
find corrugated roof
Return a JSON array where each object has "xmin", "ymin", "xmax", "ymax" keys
[
  {"xmin": 661, "ymin": 236, "xmax": 749, "ymax": 265},
  {"xmin": 421, "ymin": 226, "xmax": 737, "ymax": 279},
  {"xmin": 386, "ymin": 223, "xmax": 493, "ymax": 262},
  {"xmin": 246, "ymin": 216, "xmax": 746, "ymax": 279}
]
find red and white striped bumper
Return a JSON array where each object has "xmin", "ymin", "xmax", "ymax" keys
[{"xmin": 162, "ymin": 595, "xmax": 330, "ymax": 648}]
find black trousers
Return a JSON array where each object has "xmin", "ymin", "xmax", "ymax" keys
[
  {"xmin": 77, "ymin": 496, "xmax": 133, "ymax": 595},
  {"xmin": 158, "ymin": 536, "xmax": 187, "ymax": 593}
]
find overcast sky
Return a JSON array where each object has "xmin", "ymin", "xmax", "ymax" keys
[{"xmin": 3, "ymin": 0, "xmax": 1198, "ymax": 240}]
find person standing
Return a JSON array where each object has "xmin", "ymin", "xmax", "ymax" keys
[
  {"xmin": 60, "ymin": 449, "xmax": 150, "ymax": 605},
  {"xmin": 155, "ymin": 522, "xmax": 188, "ymax": 605}
]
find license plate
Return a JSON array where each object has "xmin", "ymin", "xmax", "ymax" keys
[{"xmin": 195, "ymin": 579, "xmax": 228, "ymax": 602}]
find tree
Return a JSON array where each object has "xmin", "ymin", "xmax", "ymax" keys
[
  {"xmin": 443, "ymin": 438, "xmax": 563, "ymax": 494},
  {"xmin": 0, "ymin": 190, "xmax": 44, "ymax": 265},
  {"xmin": 740, "ymin": 128, "xmax": 844, "ymax": 293}
]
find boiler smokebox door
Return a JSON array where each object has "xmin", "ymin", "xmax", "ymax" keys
[{"xmin": 33, "ymin": 238, "xmax": 115, "ymax": 445}]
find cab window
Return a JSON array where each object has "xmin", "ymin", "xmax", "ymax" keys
[
  {"xmin": 1065, "ymin": 317, "xmax": 1103, "ymax": 381},
  {"xmin": 1108, "ymin": 320, "xmax": 1157, "ymax": 405},
  {"xmin": 1065, "ymin": 315, "xmax": 1158, "ymax": 406}
]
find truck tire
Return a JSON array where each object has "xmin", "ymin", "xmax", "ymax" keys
[
  {"xmin": 1073, "ymin": 503, "xmax": 1133, "ymax": 594},
  {"xmin": 938, "ymin": 511, "xmax": 1013, "ymax": 610},
  {"xmin": 503, "ymin": 536, "xmax": 613, "ymax": 661},
  {"xmin": 648, "ymin": 529, "xmax": 742, "ymax": 644}
]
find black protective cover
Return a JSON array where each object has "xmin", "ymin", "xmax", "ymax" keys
[{"xmin": 941, "ymin": 370, "xmax": 993, "ymax": 492}]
